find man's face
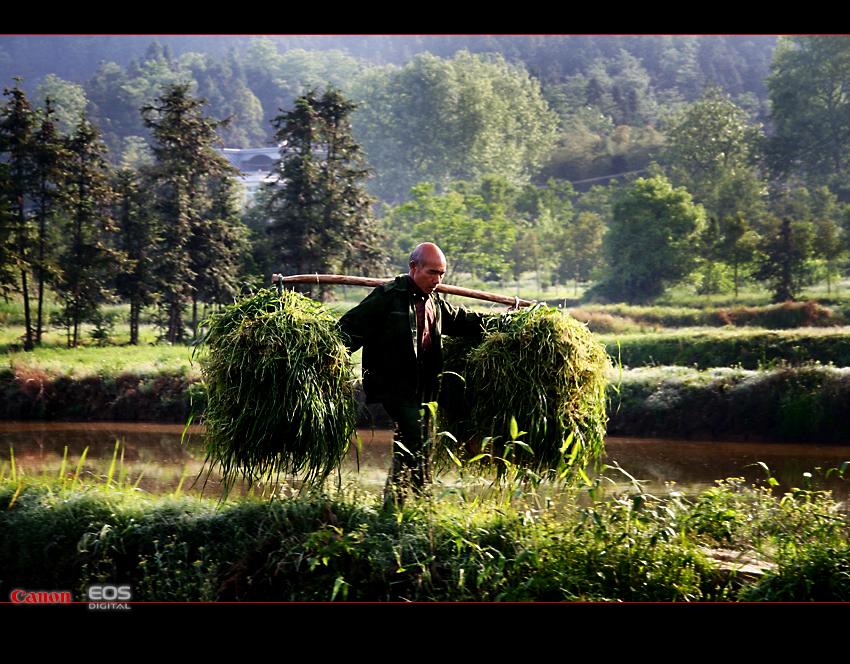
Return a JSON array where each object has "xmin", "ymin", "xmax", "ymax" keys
[{"xmin": 409, "ymin": 251, "xmax": 446, "ymax": 295}]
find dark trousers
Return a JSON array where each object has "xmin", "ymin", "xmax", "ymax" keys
[{"xmin": 381, "ymin": 398, "xmax": 433, "ymax": 508}]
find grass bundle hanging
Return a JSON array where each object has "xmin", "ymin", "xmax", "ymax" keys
[
  {"xmin": 438, "ymin": 304, "xmax": 612, "ymax": 480},
  {"xmin": 195, "ymin": 288, "xmax": 357, "ymax": 492}
]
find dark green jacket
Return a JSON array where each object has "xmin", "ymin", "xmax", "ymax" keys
[{"xmin": 338, "ymin": 275, "xmax": 486, "ymax": 404}]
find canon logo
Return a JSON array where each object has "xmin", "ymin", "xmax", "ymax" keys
[{"xmin": 10, "ymin": 589, "xmax": 72, "ymax": 604}]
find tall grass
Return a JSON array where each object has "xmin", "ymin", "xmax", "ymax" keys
[
  {"xmin": 439, "ymin": 305, "xmax": 611, "ymax": 481},
  {"xmin": 2, "ymin": 462, "xmax": 849, "ymax": 601},
  {"xmin": 601, "ymin": 327, "xmax": 850, "ymax": 369},
  {"xmin": 196, "ymin": 288, "xmax": 358, "ymax": 494}
]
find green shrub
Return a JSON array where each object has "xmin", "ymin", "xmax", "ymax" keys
[
  {"xmin": 603, "ymin": 328, "xmax": 850, "ymax": 369},
  {"xmin": 3, "ymin": 472, "xmax": 849, "ymax": 602}
]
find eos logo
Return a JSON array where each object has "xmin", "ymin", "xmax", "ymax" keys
[{"xmin": 87, "ymin": 584, "xmax": 132, "ymax": 610}]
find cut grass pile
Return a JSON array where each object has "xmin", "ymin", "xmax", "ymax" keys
[
  {"xmin": 439, "ymin": 305, "xmax": 611, "ymax": 479},
  {"xmin": 196, "ymin": 288, "xmax": 357, "ymax": 492}
]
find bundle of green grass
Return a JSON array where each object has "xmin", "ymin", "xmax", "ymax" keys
[
  {"xmin": 438, "ymin": 304, "xmax": 612, "ymax": 480},
  {"xmin": 196, "ymin": 288, "xmax": 357, "ymax": 491}
]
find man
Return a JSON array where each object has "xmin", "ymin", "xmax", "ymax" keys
[{"xmin": 338, "ymin": 242, "xmax": 486, "ymax": 507}]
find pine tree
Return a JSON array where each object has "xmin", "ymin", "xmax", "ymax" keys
[
  {"xmin": 142, "ymin": 83, "xmax": 240, "ymax": 343},
  {"xmin": 187, "ymin": 171, "xmax": 249, "ymax": 336},
  {"xmin": 55, "ymin": 117, "xmax": 118, "ymax": 347},
  {"xmin": 0, "ymin": 80, "xmax": 36, "ymax": 350},
  {"xmin": 265, "ymin": 87, "xmax": 387, "ymax": 300},
  {"xmin": 113, "ymin": 168, "xmax": 157, "ymax": 345},
  {"xmin": 31, "ymin": 98, "xmax": 67, "ymax": 344}
]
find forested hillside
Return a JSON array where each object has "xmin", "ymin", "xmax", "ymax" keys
[{"xmin": 4, "ymin": 35, "xmax": 850, "ymax": 335}]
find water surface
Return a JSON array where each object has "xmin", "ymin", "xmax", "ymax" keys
[{"xmin": 2, "ymin": 421, "xmax": 848, "ymax": 500}]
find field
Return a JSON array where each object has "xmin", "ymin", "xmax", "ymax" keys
[
  {"xmin": 2, "ymin": 467, "xmax": 849, "ymax": 601},
  {"xmin": 3, "ymin": 280, "xmax": 850, "ymax": 601}
]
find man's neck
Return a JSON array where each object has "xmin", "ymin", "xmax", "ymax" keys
[{"xmin": 406, "ymin": 274, "xmax": 428, "ymax": 299}]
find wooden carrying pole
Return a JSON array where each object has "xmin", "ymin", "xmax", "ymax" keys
[{"xmin": 271, "ymin": 273, "xmax": 536, "ymax": 308}]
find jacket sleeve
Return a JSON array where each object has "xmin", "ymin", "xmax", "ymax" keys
[
  {"xmin": 439, "ymin": 297, "xmax": 488, "ymax": 341},
  {"xmin": 337, "ymin": 286, "xmax": 388, "ymax": 353}
]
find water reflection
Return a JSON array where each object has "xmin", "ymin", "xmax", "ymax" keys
[{"xmin": 1, "ymin": 422, "xmax": 848, "ymax": 501}]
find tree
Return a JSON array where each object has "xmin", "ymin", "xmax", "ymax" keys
[
  {"xmin": 716, "ymin": 213, "xmax": 760, "ymax": 299},
  {"xmin": 809, "ymin": 186, "xmax": 847, "ymax": 295},
  {"xmin": 767, "ymin": 37, "xmax": 850, "ymax": 199},
  {"xmin": 753, "ymin": 215, "xmax": 815, "ymax": 302},
  {"xmin": 35, "ymin": 74, "xmax": 88, "ymax": 135},
  {"xmin": 664, "ymin": 87, "xmax": 764, "ymax": 210},
  {"xmin": 54, "ymin": 117, "xmax": 118, "ymax": 347},
  {"xmin": 113, "ymin": 168, "xmax": 157, "ymax": 345},
  {"xmin": 30, "ymin": 98, "xmax": 67, "ymax": 344},
  {"xmin": 187, "ymin": 170, "xmax": 250, "ymax": 332},
  {"xmin": 0, "ymin": 80, "xmax": 36, "ymax": 349},
  {"xmin": 265, "ymin": 87, "xmax": 387, "ymax": 300},
  {"xmin": 352, "ymin": 51, "xmax": 559, "ymax": 201},
  {"xmin": 142, "ymin": 83, "xmax": 241, "ymax": 342},
  {"xmin": 560, "ymin": 211, "xmax": 605, "ymax": 295},
  {"xmin": 752, "ymin": 188, "xmax": 818, "ymax": 302},
  {"xmin": 513, "ymin": 178, "xmax": 575, "ymax": 291},
  {"xmin": 590, "ymin": 175, "xmax": 705, "ymax": 304}
]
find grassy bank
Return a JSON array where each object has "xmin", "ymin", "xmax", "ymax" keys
[
  {"xmin": 3, "ymin": 350, "xmax": 850, "ymax": 442},
  {"xmin": 1, "ymin": 345, "xmax": 201, "ymax": 421},
  {"xmin": 2, "ymin": 472, "xmax": 848, "ymax": 602},
  {"xmin": 602, "ymin": 327, "xmax": 850, "ymax": 369},
  {"xmin": 611, "ymin": 365, "xmax": 850, "ymax": 441},
  {"xmin": 572, "ymin": 300, "xmax": 848, "ymax": 333}
]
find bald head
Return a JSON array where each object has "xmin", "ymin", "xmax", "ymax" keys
[{"xmin": 408, "ymin": 242, "xmax": 446, "ymax": 295}]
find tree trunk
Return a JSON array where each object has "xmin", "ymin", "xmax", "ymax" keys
[
  {"xmin": 733, "ymin": 259, "xmax": 739, "ymax": 300},
  {"xmin": 72, "ymin": 302, "xmax": 79, "ymax": 348},
  {"xmin": 129, "ymin": 300, "xmax": 139, "ymax": 345},
  {"xmin": 192, "ymin": 296, "xmax": 198, "ymax": 340},
  {"xmin": 20, "ymin": 269, "xmax": 33, "ymax": 351},
  {"xmin": 169, "ymin": 299, "xmax": 183, "ymax": 344},
  {"xmin": 36, "ymin": 222, "xmax": 45, "ymax": 345}
]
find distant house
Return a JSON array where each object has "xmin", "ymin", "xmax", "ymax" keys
[{"xmin": 218, "ymin": 147, "xmax": 280, "ymax": 204}]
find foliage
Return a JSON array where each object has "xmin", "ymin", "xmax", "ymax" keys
[
  {"xmin": 384, "ymin": 182, "xmax": 514, "ymax": 282},
  {"xmin": 439, "ymin": 305, "xmax": 611, "ymax": 480},
  {"xmin": 196, "ymin": 288, "xmax": 358, "ymax": 493},
  {"xmin": 264, "ymin": 87, "xmax": 387, "ymax": 300},
  {"xmin": 351, "ymin": 51, "xmax": 559, "ymax": 201},
  {"xmin": 3, "ymin": 463, "xmax": 850, "ymax": 601},
  {"xmin": 767, "ymin": 36, "xmax": 850, "ymax": 198},
  {"xmin": 590, "ymin": 175, "xmax": 705, "ymax": 304},
  {"xmin": 609, "ymin": 364, "xmax": 850, "ymax": 442},
  {"xmin": 663, "ymin": 87, "xmax": 764, "ymax": 208},
  {"xmin": 604, "ymin": 327, "xmax": 850, "ymax": 370},
  {"xmin": 34, "ymin": 74, "xmax": 88, "ymax": 135},
  {"xmin": 142, "ymin": 82, "xmax": 244, "ymax": 343},
  {"xmin": 560, "ymin": 210, "xmax": 605, "ymax": 291}
]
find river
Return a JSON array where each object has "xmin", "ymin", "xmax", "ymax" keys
[{"xmin": 2, "ymin": 421, "xmax": 849, "ymax": 501}]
